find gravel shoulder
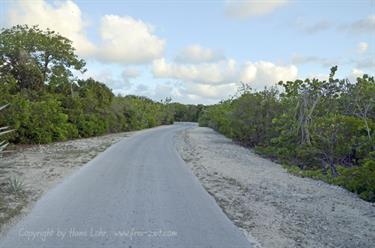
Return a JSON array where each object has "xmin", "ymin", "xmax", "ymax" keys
[
  {"xmin": 0, "ymin": 131, "xmax": 131, "ymax": 234},
  {"xmin": 175, "ymin": 126, "xmax": 375, "ymax": 248}
]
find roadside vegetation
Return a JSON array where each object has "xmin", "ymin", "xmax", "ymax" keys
[
  {"xmin": 0, "ymin": 25, "xmax": 197, "ymax": 146},
  {"xmin": 199, "ymin": 67, "xmax": 375, "ymax": 202},
  {"xmin": 0, "ymin": 25, "xmax": 200, "ymax": 226},
  {"xmin": 0, "ymin": 24, "xmax": 373, "ymax": 206}
]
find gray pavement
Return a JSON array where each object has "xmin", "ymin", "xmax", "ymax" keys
[{"xmin": 0, "ymin": 123, "xmax": 251, "ymax": 248}]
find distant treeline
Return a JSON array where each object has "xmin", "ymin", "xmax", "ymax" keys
[
  {"xmin": 199, "ymin": 67, "xmax": 375, "ymax": 202},
  {"xmin": 0, "ymin": 25, "xmax": 200, "ymax": 144}
]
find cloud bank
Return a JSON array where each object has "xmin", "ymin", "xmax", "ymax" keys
[
  {"xmin": 175, "ymin": 45, "xmax": 225, "ymax": 63},
  {"xmin": 7, "ymin": 0, "xmax": 165, "ymax": 64},
  {"xmin": 153, "ymin": 58, "xmax": 298, "ymax": 101}
]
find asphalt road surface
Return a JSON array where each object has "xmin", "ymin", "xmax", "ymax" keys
[{"xmin": 0, "ymin": 123, "xmax": 251, "ymax": 248}]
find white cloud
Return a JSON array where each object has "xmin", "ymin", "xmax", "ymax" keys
[
  {"xmin": 225, "ymin": 0, "xmax": 288, "ymax": 19},
  {"xmin": 291, "ymin": 54, "xmax": 338, "ymax": 67},
  {"xmin": 83, "ymin": 68, "xmax": 135, "ymax": 95},
  {"xmin": 307, "ymin": 73, "xmax": 329, "ymax": 81},
  {"xmin": 352, "ymin": 68, "xmax": 364, "ymax": 78},
  {"xmin": 154, "ymin": 81, "xmax": 238, "ymax": 104},
  {"xmin": 175, "ymin": 45, "xmax": 225, "ymax": 63},
  {"xmin": 240, "ymin": 61, "xmax": 298, "ymax": 89},
  {"xmin": 183, "ymin": 82, "xmax": 238, "ymax": 100},
  {"xmin": 347, "ymin": 68, "xmax": 365, "ymax": 82},
  {"xmin": 96, "ymin": 15, "xmax": 165, "ymax": 64},
  {"xmin": 357, "ymin": 42, "xmax": 368, "ymax": 54},
  {"xmin": 6, "ymin": 1, "xmax": 165, "ymax": 65},
  {"xmin": 295, "ymin": 18, "xmax": 332, "ymax": 34},
  {"xmin": 7, "ymin": 0, "xmax": 95, "ymax": 57},
  {"xmin": 296, "ymin": 15, "xmax": 375, "ymax": 35},
  {"xmin": 152, "ymin": 82, "xmax": 182, "ymax": 101},
  {"xmin": 344, "ymin": 15, "xmax": 375, "ymax": 33},
  {"xmin": 119, "ymin": 67, "xmax": 140, "ymax": 89},
  {"xmin": 356, "ymin": 57, "xmax": 375, "ymax": 69},
  {"xmin": 135, "ymin": 83, "xmax": 149, "ymax": 93},
  {"xmin": 122, "ymin": 67, "xmax": 140, "ymax": 79},
  {"xmin": 153, "ymin": 58, "xmax": 238, "ymax": 85},
  {"xmin": 152, "ymin": 58, "xmax": 298, "ymax": 101}
]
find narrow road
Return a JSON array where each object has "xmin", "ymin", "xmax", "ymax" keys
[{"xmin": 0, "ymin": 123, "xmax": 250, "ymax": 248}]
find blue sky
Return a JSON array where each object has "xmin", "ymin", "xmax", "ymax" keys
[{"xmin": 1, "ymin": 0, "xmax": 374, "ymax": 104}]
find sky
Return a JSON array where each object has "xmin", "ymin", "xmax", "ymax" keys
[{"xmin": 0, "ymin": 0, "xmax": 374, "ymax": 104}]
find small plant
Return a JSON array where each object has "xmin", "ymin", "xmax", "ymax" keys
[{"xmin": 6, "ymin": 177, "xmax": 26, "ymax": 195}]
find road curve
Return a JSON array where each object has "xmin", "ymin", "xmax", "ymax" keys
[{"xmin": 0, "ymin": 123, "xmax": 251, "ymax": 248}]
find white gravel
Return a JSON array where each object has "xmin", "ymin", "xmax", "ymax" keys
[{"xmin": 175, "ymin": 126, "xmax": 375, "ymax": 248}]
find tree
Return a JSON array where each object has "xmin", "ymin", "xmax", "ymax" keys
[
  {"xmin": 352, "ymin": 75, "xmax": 375, "ymax": 145},
  {"xmin": 311, "ymin": 115, "xmax": 365, "ymax": 177},
  {"xmin": 278, "ymin": 66, "xmax": 345, "ymax": 145},
  {"xmin": 230, "ymin": 88, "xmax": 280, "ymax": 146},
  {"xmin": 0, "ymin": 25, "xmax": 86, "ymax": 90}
]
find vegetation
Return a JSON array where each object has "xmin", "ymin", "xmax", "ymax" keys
[
  {"xmin": 169, "ymin": 102, "xmax": 204, "ymax": 122},
  {"xmin": 0, "ymin": 25, "xmax": 190, "ymax": 145},
  {"xmin": 6, "ymin": 177, "xmax": 26, "ymax": 195},
  {"xmin": 1, "ymin": 25, "xmax": 373, "ymax": 203},
  {"xmin": 199, "ymin": 68, "xmax": 375, "ymax": 202}
]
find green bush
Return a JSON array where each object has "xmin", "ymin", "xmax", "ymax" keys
[
  {"xmin": 22, "ymin": 98, "xmax": 76, "ymax": 143},
  {"xmin": 335, "ymin": 154, "xmax": 375, "ymax": 202},
  {"xmin": 199, "ymin": 69, "xmax": 375, "ymax": 202}
]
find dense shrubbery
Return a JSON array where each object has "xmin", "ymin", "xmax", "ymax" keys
[
  {"xmin": 199, "ymin": 68, "xmax": 375, "ymax": 202},
  {"xmin": 0, "ymin": 77, "xmax": 175, "ymax": 144},
  {"xmin": 169, "ymin": 103, "xmax": 204, "ymax": 122},
  {"xmin": 0, "ymin": 25, "xmax": 177, "ymax": 144}
]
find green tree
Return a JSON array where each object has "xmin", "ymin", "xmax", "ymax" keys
[{"xmin": 0, "ymin": 25, "xmax": 85, "ymax": 90}]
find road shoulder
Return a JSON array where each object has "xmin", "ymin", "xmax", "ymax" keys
[
  {"xmin": 175, "ymin": 127, "xmax": 375, "ymax": 248},
  {"xmin": 0, "ymin": 132, "xmax": 130, "ymax": 235}
]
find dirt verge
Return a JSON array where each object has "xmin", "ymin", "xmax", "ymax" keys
[
  {"xmin": 0, "ymin": 132, "xmax": 130, "ymax": 234},
  {"xmin": 175, "ymin": 127, "xmax": 375, "ymax": 248}
]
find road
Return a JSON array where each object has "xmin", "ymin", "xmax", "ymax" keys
[{"xmin": 0, "ymin": 123, "xmax": 251, "ymax": 248}]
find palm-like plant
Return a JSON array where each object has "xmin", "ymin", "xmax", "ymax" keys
[{"xmin": 0, "ymin": 104, "xmax": 14, "ymax": 152}]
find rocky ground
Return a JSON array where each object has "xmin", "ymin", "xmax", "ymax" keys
[
  {"xmin": 0, "ymin": 132, "xmax": 130, "ymax": 234},
  {"xmin": 175, "ymin": 127, "xmax": 375, "ymax": 248}
]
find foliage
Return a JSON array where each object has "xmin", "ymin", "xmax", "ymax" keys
[
  {"xmin": 0, "ymin": 25, "xmax": 182, "ymax": 145},
  {"xmin": 199, "ymin": 68, "xmax": 375, "ymax": 202},
  {"xmin": 170, "ymin": 103, "xmax": 203, "ymax": 122},
  {"xmin": 0, "ymin": 25, "xmax": 85, "ymax": 91},
  {"xmin": 2, "ymin": 24, "xmax": 373, "ymax": 203},
  {"xmin": 335, "ymin": 152, "xmax": 375, "ymax": 202},
  {"xmin": 6, "ymin": 177, "xmax": 26, "ymax": 195}
]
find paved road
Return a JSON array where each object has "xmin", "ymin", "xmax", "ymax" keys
[{"xmin": 0, "ymin": 123, "xmax": 251, "ymax": 248}]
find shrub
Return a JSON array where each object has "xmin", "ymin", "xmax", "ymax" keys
[
  {"xmin": 335, "ymin": 154, "xmax": 375, "ymax": 202},
  {"xmin": 6, "ymin": 177, "xmax": 26, "ymax": 195}
]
